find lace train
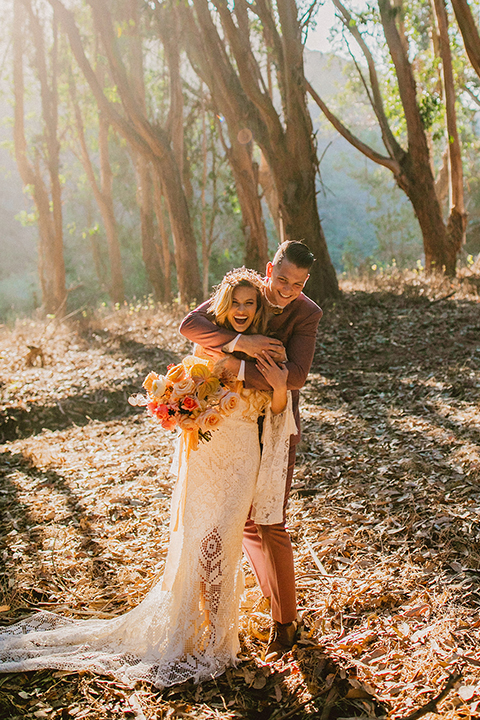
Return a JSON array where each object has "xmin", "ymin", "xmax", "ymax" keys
[{"xmin": 0, "ymin": 391, "xmax": 295, "ymax": 688}]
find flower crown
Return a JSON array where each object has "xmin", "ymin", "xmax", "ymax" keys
[{"xmin": 213, "ymin": 267, "xmax": 265, "ymax": 293}]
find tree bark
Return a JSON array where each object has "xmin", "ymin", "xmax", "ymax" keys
[
  {"xmin": 451, "ymin": 0, "xmax": 480, "ymax": 79},
  {"xmin": 182, "ymin": 5, "xmax": 270, "ymax": 273},
  {"xmin": 14, "ymin": 0, "xmax": 67, "ymax": 315},
  {"xmin": 433, "ymin": 0, "xmax": 467, "ymax": 274},
  {"xmin": 187, "ymin": 0, "xmax": 339, "ymax": 302}
]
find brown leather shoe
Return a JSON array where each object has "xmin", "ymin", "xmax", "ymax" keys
[{"xmin": 264, "ymin": 620, "xmax": 299, "ymax": 662}]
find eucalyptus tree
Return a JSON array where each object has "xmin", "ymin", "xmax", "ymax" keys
[
  {"xmin": 66, "ymin": 49, "xmax": 125, "ymax": 305},
  {"xmin": 178, "ymin": 0, "xmax": 340, "ymax": 302},
  {"xmin": 178, "ymin": 1, "xmax": 270, "ymax": 273},
  {"xmin": 49, "ymin": 0, "xmax": 203, "ymax": 305},
  {"xmin": 308, "ymin": 0, "xmax": 467, "ymax": 275},
  {"xmin": 13, "ymin": 0, "xmax": 67, "ymax": 315},
  {"xmin": 451, "ymin": 0, "xmax": 480, "ymax": 79}
]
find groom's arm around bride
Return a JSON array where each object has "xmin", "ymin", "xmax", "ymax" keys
[{"xmin": 179, "ymin": 241, "xmax": 323, "ymax": 661}]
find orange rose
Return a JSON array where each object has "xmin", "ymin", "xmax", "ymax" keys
[{"xmin": 182, "ymin": 396, "xmax": 200, "ymax": 411}]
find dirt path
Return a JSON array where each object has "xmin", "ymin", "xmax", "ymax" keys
[{"xmin": 0, "ymin": 283, "xmax": 479, "ymax": 719}]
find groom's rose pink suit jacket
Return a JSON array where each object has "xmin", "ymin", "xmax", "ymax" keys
[{"xmin": 179, "ymin": 292, "xmax": 323, "ymax": 445}]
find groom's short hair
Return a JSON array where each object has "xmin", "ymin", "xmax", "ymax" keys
[{"xmin": 273, "ymin": 241, "xmax": 315, "ymax": 270}]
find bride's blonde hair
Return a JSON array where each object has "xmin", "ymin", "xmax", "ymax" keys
[{"xmin": 208, "ymin": 267, "xmax": 268, "ymax": 335}]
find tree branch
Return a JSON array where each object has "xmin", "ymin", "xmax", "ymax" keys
[
  {"xmin": 306, "ymin": 80, "xmax": 401, "ymax": 173},
  {"xmin": 331, "ymin": 0, "xmax": 403, "ymax": 161},
  {"xmin": 451, "ymin": 0, "xmax": 480, "ymax": 79}
]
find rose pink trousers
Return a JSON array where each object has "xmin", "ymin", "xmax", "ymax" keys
[{"xmin": 242, "ymin": 444, "xmax": 297, "ymax": 624}]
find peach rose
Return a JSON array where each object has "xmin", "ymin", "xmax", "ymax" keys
[
  {"xmin": 197, "ymin": 408, "xmax": 222, "ymax": 432},
  {"xmin": 219, "ymin": 391, "xmax": 240, "ymax": 416},
  {"xmin": 177, "ymin": 414, "xmax": 198, "ymax": 431},
  {"xmin": 171, "ymin": 377, "xmax": 196, "ymax": 401}
]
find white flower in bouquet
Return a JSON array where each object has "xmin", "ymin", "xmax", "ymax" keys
[{"xmin": 151, "ymin": 375, "xmax": 167, "ymax": 399}]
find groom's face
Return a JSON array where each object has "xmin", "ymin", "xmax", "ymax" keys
[{"xmin": 265, "ymin": 259, "xmax": 309, "ymax": 308}]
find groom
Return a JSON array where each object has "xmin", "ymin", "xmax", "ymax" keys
[{"xmin": 180, "ymin": 240, "xmax": 322, "ymax": 660}]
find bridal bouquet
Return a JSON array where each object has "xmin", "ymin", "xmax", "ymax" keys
[{"xmin": 129, "ymin": 355, "xmax": 240, "ymax": 447}]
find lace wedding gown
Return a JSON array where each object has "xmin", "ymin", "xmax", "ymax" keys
[{"xmin": 0, "ymin": 389, "xmax": 296, "ymax": 689}]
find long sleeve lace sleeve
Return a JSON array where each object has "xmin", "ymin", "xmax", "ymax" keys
[{"xmin": 251, "ymin": 392, "xmax": 298, "ymax": 525}]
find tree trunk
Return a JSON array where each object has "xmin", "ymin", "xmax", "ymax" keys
[
  {"xmin": 433, "ymin": 0, "xmax": 467, "ymax": 275},
  {"xmin": 152, "ymin": 167, "xmax": 172, "ymax": 303},
  {"xmin": 71, "ymin": 79, "xmax": 125, "ymax": 304},
  {"xmin": 451, "ymin": 0, "xmax": 480, "ymax": 79},
  {"xmin": 258, "ymin": 151, "xmax": 280, "ymax": 241},
  {"xmin": 98, "ymin": 115, "xmax": 125, "ymax": 303},
  {"xmin": 188, "ymin": 0, "xmax": 339, "ymax": 303},
  {"xmin": 50, "ymin": 0, "xmax": 203, "ymax": 304},
  {"xmin": 379, "ymin": 0, "xmax": 449, "ymax": 272},
  {"xmin": 307, "ymin": 0, "xmax": 463, "ymax": 276},
  {"xmin": 133, "ymin": 152, "xmax": 165, "ymax": 301},
  {"xmin": 14, "ymin": 0, "xmax": 66, "ymax": 315},
  {"xmin": 182, "ymin": 8, "xmax": 270, "ymax": 274}
]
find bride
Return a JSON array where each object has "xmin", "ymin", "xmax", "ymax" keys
[{"xmin": 0, "ymin": 268, "xmax": 296, "ymax": 689}]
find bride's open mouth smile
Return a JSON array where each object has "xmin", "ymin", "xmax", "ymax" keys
[{"xmin": 226, "ymin": 285, "xmax": 258, "ymax": 332}]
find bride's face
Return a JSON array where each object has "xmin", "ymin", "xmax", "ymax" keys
[{"xmin": 226, "ymin": 286, "xmax": 258, "ymax": 332}]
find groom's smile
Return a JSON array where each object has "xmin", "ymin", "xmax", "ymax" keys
[{"xmin": 265, "ymin": 259, "xmax": 310, "ymax": 308}]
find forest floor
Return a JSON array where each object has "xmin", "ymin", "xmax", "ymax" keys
[{"xmin": 0, "ymin": 269, "xmax": 480, "ymax": 719}]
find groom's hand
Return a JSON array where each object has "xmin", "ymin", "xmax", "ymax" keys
[{"xmin": 235, "ymin": 335, "xmax": 286, "ymax": 362}]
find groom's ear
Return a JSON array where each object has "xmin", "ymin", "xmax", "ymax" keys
[{"xmin": 266, "ymin": 262, "xmax": 273, "ymax": 278}]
